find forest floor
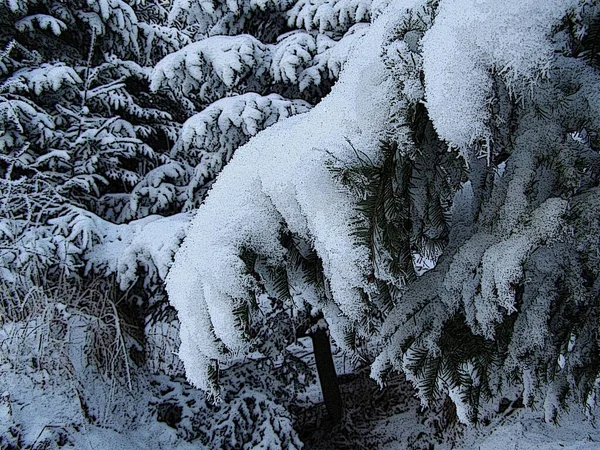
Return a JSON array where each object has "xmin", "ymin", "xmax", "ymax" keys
[
  {"xmin": 3, "ymin": 345, "xmax": 600, "ymax": 449},
  {"xmin": 296, "ymin": 366, "xmax": 600, "ymax": 450},
  {"xmin": 296, "ymin": 367, "xmax": 462, "ymax": 449}
]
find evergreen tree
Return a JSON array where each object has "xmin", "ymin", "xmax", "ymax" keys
[
  {"xmin": 5, "ymin": 0, "xmax": 600, "ymax": 446},
  {"xmin": 167, "ymin": 0, "xmax": 600, "ymax": 440},
  {"xmin": 0, "ymin": 0, "xmax": 184, "ymax": 288},
  {"xmin": 166, "ymin": 0, "xmax": 412, "ymax": 429},
  {"xmin": 372, "ymin": 0, "xmax": 600, "ymax": 424},
  {"xmin": 1, "ymin": 0, "xmax": 382, "ymax": 445}
]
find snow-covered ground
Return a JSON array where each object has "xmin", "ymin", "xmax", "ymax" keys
[
  {"xmin": 3, "ymin": 323, "xmax": 600, "ymax": 450},
  {"xmin": 457, "ymin": 410, "xmax": 600, "ymax": 450}
]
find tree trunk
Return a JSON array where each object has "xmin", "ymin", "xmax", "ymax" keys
[{"xmin": 310, "ymin": 327, "xmax": 343, "ymax": 422}]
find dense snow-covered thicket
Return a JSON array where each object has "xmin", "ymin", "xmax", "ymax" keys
[
  {"xmin": 0, "ymin": 0, "xmax": 186, "ymax": 297},
  {"xmin": 0, "ymin": 0, "xmax": 383, "ymax": 446},
  {"xmin": 5, "ymin": 0, "xmax": 600, "ymax": 446},
  {"xmin": 372, "ymin": 0, "xmax": 600, "ymax": 423},
  {"xmin": 168, "ymin": 0, "xmax": 600, "ymax": 430},
  {"xmin": 1, "ymin": 0, "xmax": 361, "ymax": 298}
]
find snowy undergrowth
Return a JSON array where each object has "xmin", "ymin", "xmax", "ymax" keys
[
  {"xmin": 0, "ymin": 279, "xmax": 216, "ymax": 449},
  {"xmin": 1, "ymin": 281, "xmax": 137, "ymax": 448},
  {"xmin": 0, "ymin": 360, "xmax": 204, "ymax": 450}
]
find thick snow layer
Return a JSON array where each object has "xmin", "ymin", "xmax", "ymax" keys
[
  {"xmin": 173, "ymin": 93, "xmax": 311, "ymax": 177},
  {"xmin": 166, "ymin": 1, "xmax": 426, "ymax": 393},
  {"xmin": 422, "ymin": 0, "xmax": 579, "ymax": 149}
]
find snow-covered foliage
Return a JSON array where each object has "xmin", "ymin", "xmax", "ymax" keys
[
  {"xmin": 287, "ymin": 0, "xmax": 372, "ymax": 34},
  {"xmin": 3, "ymin": 0, "xmax": 144, "ymax": 58},
  {"xmin": 166, "ymin": 1, "xmax": 416, "ymax": 397},
  {"xmin": 371, "ymin": 0, "xmax": 600, "ymax": 424},
  {"xmin": 151, "ymin": 26, "xmax": 371, "ymax": 110},
  {"xmin": 167, "ymin": 0, "xmax": 600, "ymax": 429},
  {"xmin": 206, "ymin": 389, "xmax": 303, "ymax": 449},
  {"xmin": 270, "ymin": 31, "xmax": 318, "ymax": 85},
  {"xmin": 5, "ymin": 0, "xmax": 600, "ymax": 446},
  {"xmin": 174, "ymin": 93, "xmax": 310, "ymax": 168},
  {"xmin": 174, "ymin": 93, "xmax": 310, "ymax": 208},
  {"xmin": 151, "ymin": 35, "xmax": 269, "ymax": 109},
  {"xmin": 168, "ymin": 0, "xmax": 293, "ymax": 39},
  {"xmin": 422, "ymin": 0, "xmax": 581, "ymax": 151},
  {"xmin": 0, "ymin": 0, "xmax": 187, "ymax": 291},
  {"xmin": 3, "ymin": 63, "xmax": 82, "ymax": 95},
  {"xmin": 147, "ymin": 0, "xmax": 373, "ymax": 222},
  {"xmin": 0, "ymin": 4, "xmax": 196, "ymax": 445},
  {"xmin": 43, "ymin": 207, "xmax": 192, "ymax": 290},
  {"xmin": 2, "ymin": 0, "xmax": 363, "ymax": 444}
]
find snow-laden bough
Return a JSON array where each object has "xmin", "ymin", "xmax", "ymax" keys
[{"xmin": 166, "ymin": 0, "xmax": 427, "ymax": 395}]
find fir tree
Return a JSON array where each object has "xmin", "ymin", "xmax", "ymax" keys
[
  {"xmin": 167, "ymin": 0, "xmax": 600, "ymax": 440},
  {"xmin": 373, "ymin": 0, "xmax": 600, "ymax": 424}
]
